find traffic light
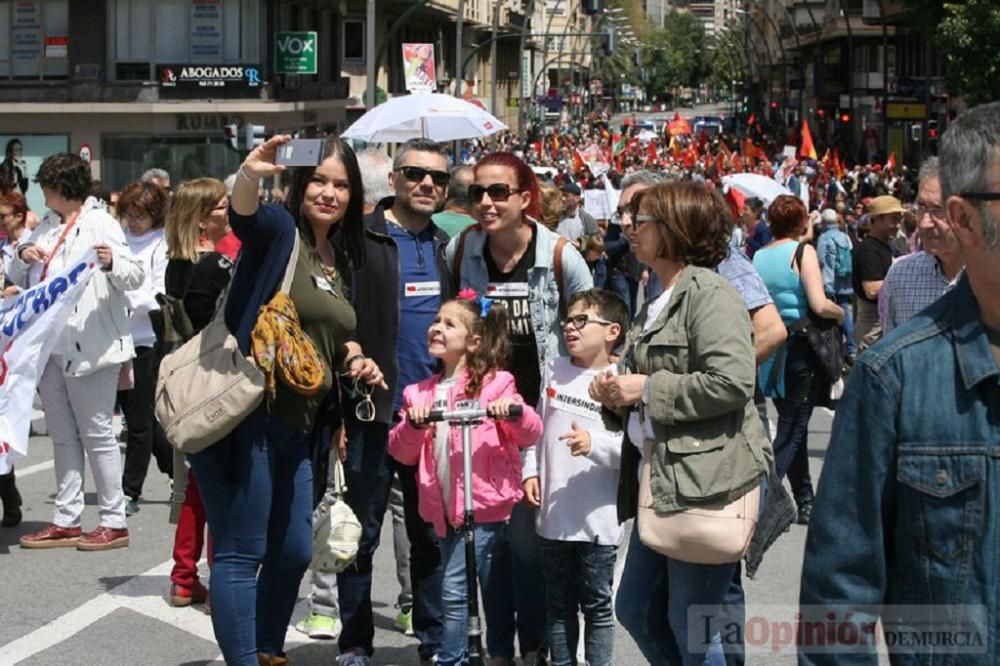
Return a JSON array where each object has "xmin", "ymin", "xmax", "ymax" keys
[
  {"xmin": 602, "ymin": 25, "xmax": 616, "ymax": 56},
  {"xmin": 244, "ymin": 124, "xmax": 266, "ymax": 150},
  {"xmin": 223, "ymin": 123, "xmax": 240, "ymax": 151},
  {"xmin": 582, "ymin": 0, "xmax": 604, "ymax": 15}
]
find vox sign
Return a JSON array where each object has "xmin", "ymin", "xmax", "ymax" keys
[{"xmin": 276, "ymin": 31, "xmax": 318, "ymax": 75}]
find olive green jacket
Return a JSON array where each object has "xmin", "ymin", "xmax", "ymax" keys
[{"xmin": 615, "ymin": 265, "xmax": 773, "ymax": 521}]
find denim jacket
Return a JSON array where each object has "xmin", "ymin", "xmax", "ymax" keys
[
  {"xmin": 816, "ymin": 227, "xmax": 853, "ymax": 297},
  {"xmin": 445, "ymin": 221, "xmax": 593, "ymax": 384},
  {"xmin": 799, "ymin": 275, "xmax": 1000, "ymax": 665}
]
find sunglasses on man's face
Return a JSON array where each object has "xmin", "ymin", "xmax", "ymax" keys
[
  {"xmin": 469, "ymin": 183, "xmax": 521, "ymax": 203},
  {"xmin": 397, "ymin": 165, "xmax": 450, "ymax": 187}
]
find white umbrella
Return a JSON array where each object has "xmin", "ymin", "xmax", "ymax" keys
[
  {"xmin": 341, "ymin": 92, "xmax": 508, "ymax": 143},
  {"xmin": 722, "ymin": 173, "xmax": 793, "ymax": 205},
  {"xmin": 636, "ymin": 129, "xmax": 657, "ymax": 143}
]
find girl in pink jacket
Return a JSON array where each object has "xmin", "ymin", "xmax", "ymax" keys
[{"xmin": 388, "ymin": 291, "xmax": 542, "ymax": 666}]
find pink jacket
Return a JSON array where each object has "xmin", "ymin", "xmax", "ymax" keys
[{"xmin": 388, "ymin": 369, "xmax": 543, "ymax": 538}]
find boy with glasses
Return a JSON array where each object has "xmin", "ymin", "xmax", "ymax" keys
[{"xmin": 521, "ymin": 289, "xmax": 629, "ymax": 666}]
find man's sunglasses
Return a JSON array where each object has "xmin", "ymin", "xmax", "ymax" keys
[
  {"xmin": 397, "ymin": 166, "xmax": 450, "ymax": 186},
  {"xmin": 469, "ymin": 183, "xmax": 521, "ymax": 202}
]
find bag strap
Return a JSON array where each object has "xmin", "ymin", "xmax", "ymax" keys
[
  {"xmin": 40, "ymin": 210, "xmax": 81, "ymax": 281},
  {"xmin": 332, "ymin": 457, "xmax": 348, "ymax": 497},
  {"xmin": 451, "ymin": 225, "xmax": 476, "ymax": 288},
  {"xmin": 280, "ymin": 233, "xmax": 301, "ymax": 294},
  {"xmin": 552, "ymin": 235, "xmax": 567, "ymax": 317},
  {"xmin": 791, "ymin": 242, "xmax": 806, "ymax": 272}
]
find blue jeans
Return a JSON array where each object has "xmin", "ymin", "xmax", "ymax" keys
[
  {"xmin": 835, "ymin": 293, "xmax": 855, "ymax": 354},
  {"xmin": 189, "ymin": 412, "xmax": 313, "ymax": 665},
  {"xmin": 539, "ymin": 538, "xmax": 617, "ymax": 666},
  {"xmin": 337, "ymin": 419, "xmax": 443, "ymax": 660},
  {"xmin": 616, "ymin": 525, "xmax": 734, "ymax": 666},
  {"xmin": 439, "ymin": 522, "xmax": 507, "ymax": 666}
]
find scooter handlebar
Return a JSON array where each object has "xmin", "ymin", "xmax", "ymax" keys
[{"xmin": 422, "ymin": 404, "xmax": 523, "ymax": 423}]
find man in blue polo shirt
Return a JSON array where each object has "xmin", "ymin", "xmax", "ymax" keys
[{"xmin": 333, "ymin": 138, "xmax": 455, "ymax": 666}]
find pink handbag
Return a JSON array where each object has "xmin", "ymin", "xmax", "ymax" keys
[{"xmin": 637, "ymin": 440, "xmax": 760, "ymax": 565}]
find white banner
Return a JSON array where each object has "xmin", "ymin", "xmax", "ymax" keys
[{"xmin": 0, "ymin": 250, "xmax": 99, "ymax": 473}]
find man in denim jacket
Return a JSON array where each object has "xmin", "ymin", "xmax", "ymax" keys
[{"xmin": 799, "ymin": 101, "xmax": 1000, "ymax": 664}]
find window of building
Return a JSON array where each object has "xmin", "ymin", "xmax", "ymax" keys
[
  {"xmin": 0, "ymin": 1, "xmax": 69, "ymax": 80},
  {"xmin": 342, "ymin": 18, "xmax": 364, "ymax": 64},
  {"xmin": 108, "ymin": 0, "xmax": 261, "ymax": 81}
]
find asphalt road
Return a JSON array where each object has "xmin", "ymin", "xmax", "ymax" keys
[{"xmin": 0, "ymin": 405, "xmax": 833, "ymax": 665}]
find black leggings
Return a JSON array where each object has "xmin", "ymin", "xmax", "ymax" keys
[{"xmin": 119, "ymin": 345, "xmax": 173, "ymax": 500}]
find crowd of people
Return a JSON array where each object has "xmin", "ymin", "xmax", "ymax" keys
[{"xmin": 1, "ymin": 98, "xmax": 998, "ymax": 666}]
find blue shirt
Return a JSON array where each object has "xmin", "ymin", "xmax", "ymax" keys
[
  {"xmin": 753, "ymin": 242, "xmax": 809, "ymax": 325},
  {"xmin": 799, "ymin": 275, "xmax": 1000, "ymax": 663},
  {"xmin": 716, "ymin": 248, "xmax": 773, "ymax": 311},
  {"xmin": 880, "ymin": 251, "xmax": 958, "ymax": 334},
  {"xmin": 388, "ymin": 220, "xmax": 440, "ymax": 410}
]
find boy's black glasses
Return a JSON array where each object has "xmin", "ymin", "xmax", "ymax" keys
[
  {"xmin": 560, "ymin": 314, "xmax": 614, "ymax": 331},
  {"xmin": 397, "ymin": 166, "xmax": 450, "ymax": 186},
  {"xmin": 469, "ymin": 183, "xmax": 521, "ymax": 202}
]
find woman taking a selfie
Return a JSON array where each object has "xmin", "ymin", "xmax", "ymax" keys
[{"xmin": 192, "ymin": 135, "xmax": 384, "ymax": 666}]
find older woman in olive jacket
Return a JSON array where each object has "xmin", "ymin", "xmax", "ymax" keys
[{"xmin": 590, "ymin": 182, "xmax": 772, "ymax": 666}]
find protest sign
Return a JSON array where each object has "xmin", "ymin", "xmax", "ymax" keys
[{"xmin": 0, "ymin": 249, "xmax": 99, "ymax": 473}]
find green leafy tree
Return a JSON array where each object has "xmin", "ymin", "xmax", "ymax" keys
[
  {"xmin": 900, "ymin": 0, "xmax": 1000, "ymax": 104},
  {"xmin": 707, "ymin": 24, "xmax": 747, "ymax": 93},
  {"xmin": 641, "ymin": 10, "xmax": 707, "ymax": 101}
]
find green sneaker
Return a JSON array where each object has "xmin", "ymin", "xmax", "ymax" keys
[
  {"xmin": 295, "ymin": 612, "xmax": 342, "ymax": 640},
  {"xmin": 394, "ymin": 607, "xmax": 414, "ymax": 636}
]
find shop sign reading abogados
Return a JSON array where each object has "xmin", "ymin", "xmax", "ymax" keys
[{"xmin": 158, "ymin": 64, "xmax": 262, "ymax": 95}]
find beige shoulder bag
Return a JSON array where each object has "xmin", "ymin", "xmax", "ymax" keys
[
  {"xmin": 155, "ymin": 235, "xmax": 300, "ymax": 454},
  {"xmin": 637, "ymin": 440, "xmax": 760, "ymax": 565}
]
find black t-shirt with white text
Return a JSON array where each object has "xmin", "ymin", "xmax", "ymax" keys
[{"xmin": 484, "ymin": 228, "xmax": 541, "ymax": 407}]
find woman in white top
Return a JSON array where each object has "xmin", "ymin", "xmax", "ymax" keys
[
  {"xmin": 9, "ymin": 152, "xmax": 143, "ymax": 551},
  {"xmin": 116, "ymin": 181, "xmax": 172, "ymax": 516}
]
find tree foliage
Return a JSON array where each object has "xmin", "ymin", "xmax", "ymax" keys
[
  {"xmin": 901, "ymin": 0, "xmax": 1000, "ymax": 105},
  {"xmin": 706, "ymin": 24, "xmax": 747, "ymax": 91},
  {"xmin": 641, "ymin": 10, "xmax": 708, "ymax": 100}
]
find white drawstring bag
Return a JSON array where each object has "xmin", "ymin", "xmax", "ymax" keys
[{"xmin": 312, "ymin": 458, "xmax": 362, "ymax": 574}]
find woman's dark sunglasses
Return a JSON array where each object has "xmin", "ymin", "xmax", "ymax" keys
[
  {"xmin": 469, "ymin": 183, "xmax": 521, "ymax": 202},
  {"xmin": 397, "ymin": 165, "xmax": 450, "ymax": 186}
]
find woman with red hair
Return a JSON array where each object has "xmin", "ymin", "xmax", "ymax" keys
[
  {"xmin": 445, "ymin": 152, "xmax": 592, "ymax": 664},
  {"xmin": 753, "ymin": 195, "xmax": 844, "ymax": 505}
]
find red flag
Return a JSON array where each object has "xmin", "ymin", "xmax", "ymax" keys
[
  {"xmin": 725, "ymin": 186, "xmax": 747, "ymax": 219},
  {"xmin": 799, "ymin": 120, "xmax": 818, "ymax": 160}
]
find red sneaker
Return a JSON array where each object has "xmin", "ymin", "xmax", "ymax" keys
[
  {"xmin": 20, "ymin": 524, "xmax": 82, "ymax": 549},
  {"xmin": 169, "ymin": 581, "xmax": 209, "ymax": 607},
  {"xmin": 77, "ymin": 525, "xmax": 130, "ymax": 551}
]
